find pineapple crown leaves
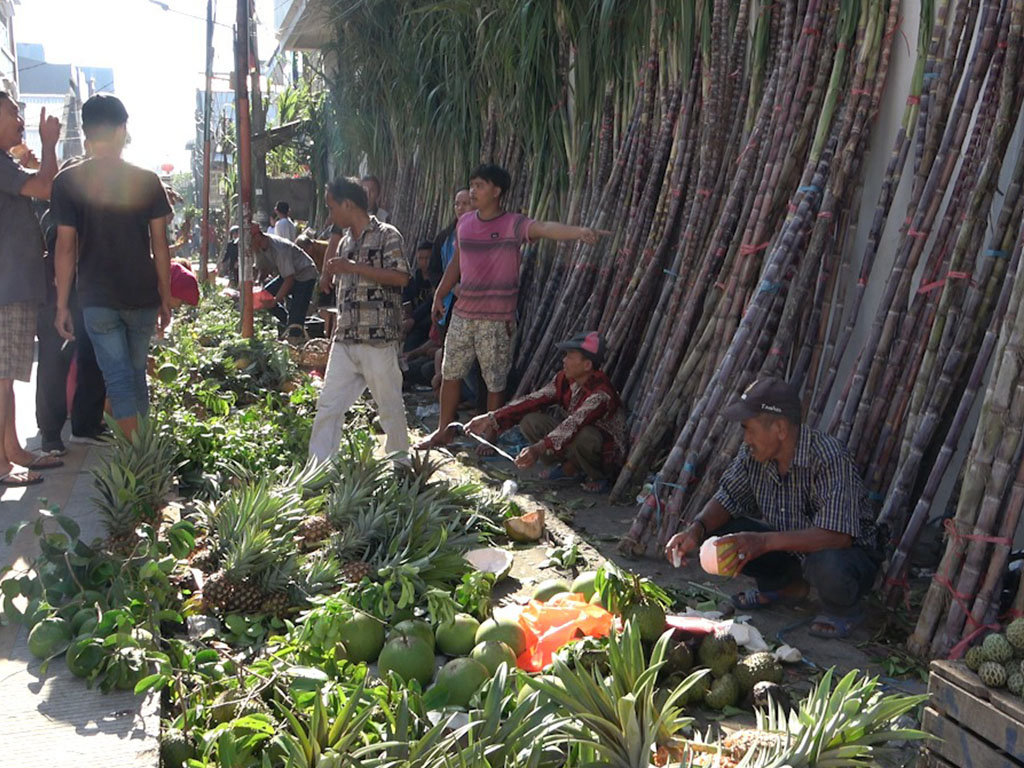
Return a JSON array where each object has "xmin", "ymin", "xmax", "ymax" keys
[
  {"xmin": 91, "ymin": 417, "xmax": 183, "ymax": 521},
  {"xmin": 523, "ymin": 622, "xmax": 701, "ymax": 767},
  {"xmin": 742, "ymin": 668, "xmax": 932, "ymax": 768},
  {"xmin": 413, "ymin": 665, "xmax": 568, "ymax": 768}
]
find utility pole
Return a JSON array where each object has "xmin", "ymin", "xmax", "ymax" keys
[
  {"xmin": 199, "ymin": 0, "xmax": 214, "ymax": 284},
  {"xmin": 249, "ymin": 15, "xmax": 267, "ymax": 226},
  {"xmin": 235, "ymin": 0, "xmax": 254, "ymax": 337}
]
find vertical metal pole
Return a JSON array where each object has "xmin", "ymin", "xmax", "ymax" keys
[
  {"xmin": 199, "ymin": 0, "xmax": 214, "ymax": 284},
  {"xmin": 249, "ymin": 16, "xmax": 267, "ymax": 225},
  {"xmin": 235, "ymin": 0, "xmax": 254, "ymax": 338}
]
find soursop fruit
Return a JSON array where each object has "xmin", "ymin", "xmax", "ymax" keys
[
  {"xmin": 965, "ymin": 646, "xmax": 985, "ymax": 671},
  {"xmin": 681, "ymin": 669, "xmax": 710, "ymax": 705},
  {"xmin": 1008, "ymin": 617, "xmax": 1024, "ymax": 652},
  {"xmin": 704, "ymin": 673, "xmax": 740, "ymax": 710},
  {"xmin": 1008, "ymin": 672, "xmax": 1024, "ymax": 696},
  {"xmin": 981, "ymin": 633, "xmax": 1013, "ymax": 664},
  {"xmin": 978, "ymin": 661, "xmax": 1008, "ymax": 688},
  {"xmin": 698, "ymin": 631, "xmax": 739, "ymax": 678},
  {"xmin": 734, "ymin": 652, "xmax": 784, "ymax": 693}
]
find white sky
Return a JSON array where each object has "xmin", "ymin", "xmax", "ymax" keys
[{"xmin": 15, "ymin": 0, "xmax": 277, "ymax": 174}]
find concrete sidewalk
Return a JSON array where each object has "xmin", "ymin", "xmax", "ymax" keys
[{"xmin": 0, "ymin": 370, "xmax": 158, "ymax": 768}]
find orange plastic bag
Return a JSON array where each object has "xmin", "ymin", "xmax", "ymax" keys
[{"xmin": 515, "ymin": 593, "xmax": 614, "ymax": 672}]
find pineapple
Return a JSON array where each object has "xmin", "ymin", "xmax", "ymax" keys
[
  {"xmin": 91, "ymin": 418, "xmax": 181, "ymax": 556},
  {"xmin": 200, "ymin": 488, "xmax": 302, "ymax": 616},
  {"xmin": 682, "ymin": 668, "xmax": 928, "ymax": 767}
]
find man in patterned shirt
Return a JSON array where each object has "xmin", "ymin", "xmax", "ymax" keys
[
  {"xmin": 665, "ymin": 377, "xmax": 882, "ymax": 639},
  {"xmin": 307, "ymin": 177, "xmax": 410, "ymax": 461},
  {"xmin": 465, "ymin": 331, "xmax": 626, "ymax": 493}
]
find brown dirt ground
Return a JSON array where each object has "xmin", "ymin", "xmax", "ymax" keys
[{"xmin": 403, "ymin": 393, "xmax": 928, "ymax": 762}]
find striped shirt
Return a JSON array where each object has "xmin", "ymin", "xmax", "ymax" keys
[
  {"xmin": 713, "ymin": 426, "xmax": 881, "ymax": 555},
  {"xmin": 454, "ymin": 210, "xmax": 534, "ymax": 321}
]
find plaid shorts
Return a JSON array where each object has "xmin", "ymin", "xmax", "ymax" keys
[
  {"xmin": 0, "ymin": 301, "xmax": 36, "ymax": 381},
  {"xmin": 441, "ymin": 313, "xmax": 516, "ymax": 392}
]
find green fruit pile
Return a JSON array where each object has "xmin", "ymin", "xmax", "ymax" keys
[{"xmin": 964, "ymin": 623, "xmax": 1024, "ymax": 698}]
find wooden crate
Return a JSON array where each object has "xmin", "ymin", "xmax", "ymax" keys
[{"xmin": 919, "ymin": 659, "xmax": 1024, "ymax": 768}]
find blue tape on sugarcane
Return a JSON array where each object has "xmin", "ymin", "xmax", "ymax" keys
[
  {"xmin": 986, "ymin": 249, "xmax": 1010, "ymax": 259},
  {"xmin": 923, "ymin": 72, "xmax": 938, "ymax": 81},
  {"xmin": 868, "ymin": 490, "xmax": 885, "ymax": 502},
  {"xmin": 663, "ymin": 268, "xmax": 680, "ymax": 279},
  {"xmin": 797, "ymin": 185, "xmax": 820, "ymax": 193},
  {"xmin": 760, "ymin": 280, "xmax": 782, "ymax": 294}
]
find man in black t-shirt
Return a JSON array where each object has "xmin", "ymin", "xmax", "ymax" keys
[{"xmin": 52, "ymin": 95, "xmax": 172, "ymax": 438}]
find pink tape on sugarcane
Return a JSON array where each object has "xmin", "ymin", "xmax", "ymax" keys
[{"xmin": 917, "ymin": 272, "xmax": 972, "ymax": 295}]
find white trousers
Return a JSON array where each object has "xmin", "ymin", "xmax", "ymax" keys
[{"xmin": 308, "ymin": 341, "xmax": 410, "ymax": 461}]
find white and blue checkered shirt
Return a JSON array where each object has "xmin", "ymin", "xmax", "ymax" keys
[{"xmin": 713, "ymin": 426, "xmax": 881, "ymax": 555}]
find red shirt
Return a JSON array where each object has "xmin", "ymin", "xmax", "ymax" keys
[{"xmin": 490, "ymin": 370, "xmax": 627, "ymax": 472}]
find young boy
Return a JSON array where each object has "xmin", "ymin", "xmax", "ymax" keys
[{"xmin": 417, "ymin": 164, "xmax": 608, "ymax": 450}]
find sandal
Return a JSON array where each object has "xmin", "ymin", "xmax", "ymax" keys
[
  {"xmin": 23, "ymin": 453, "xmax": 64, "ymax": 470},
  {"xmin": 1, "ymin": 470, "xmax": 44, "ymax": 487},
  {"xmin": 731, "ymin": 589, "xmax": 784, "ymax": 610},
  {"xmin": 809, "ymin": 610, "xmax": 865, "ymax": 639},
  {"xmin": 580, "ymin": 478, "xmax": 612, "ymax": 494},
  {"xmin": 538, "ymin": 465, "xmax": 576, "ymax": 482}
]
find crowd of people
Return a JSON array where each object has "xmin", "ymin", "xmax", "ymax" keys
[{"xmin": 0, "ymin": 94, "xmax": 884, "ymax": 640}]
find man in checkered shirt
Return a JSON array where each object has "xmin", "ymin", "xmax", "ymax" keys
[{"xmin": 665, "ymin": 377, "xmax": 882, "ymax": 639}]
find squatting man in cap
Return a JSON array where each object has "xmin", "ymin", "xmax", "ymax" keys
[
  {"xmin": 665, "ymin": 377, "xmax": 883, "ymax": 639},
  {"xmin": 464, "ymin": 331, "xmax": 626, "ymax": 493}
]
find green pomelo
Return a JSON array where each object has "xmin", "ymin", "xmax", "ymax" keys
[
  {"xmin": 433, "ymin": 657, "xmax": 489, "ymax": 708},
  {"xmin": 392, "ymin": 619, "xmax": 435, "ymax": 652},
  {"xmin": 435, "ymin": 613, "xmax": 480, "ymax": 656},
  {"xmin": 533, "ymin": 579, "xmax": 571, "ymax": 602},
  {"xmin": 160, "ymin": 729, "xmax": 193, "ymax": 768},
  {"xmin": 28, "ymin": 617, "xmax": 73, "ymax": 659},
  {"xmin": 337, "ymin": 613, "xmax": 385, "ymax": 663},
  {"xmin": 77, "ymin": 617, "xmax": 99, "ymax": 637},
  {"xmin": 71, "ymin": 607, "xmax": 97, "ymax": 635},
  {"xmin": 589, "ymin": 591, "xmax": 605, "ymax": 608},
  {"xmin": 156, "ymin": 363, "xmax": 179, "ymax": 384},
  {"xmin": 570, "ymin": 571, "xmax": 599, "ymax": 601},
  {"xmin": 378, "ymin": 635, "xmax": 435, "ymax": 687},
  {"xmin": 65, "ymin": 638, "xmax": 106, "ymax": 678},
  {"xmin": 476, "ymin": 617, "xmax": 528, "ymax": 656},
  {"xmin": 471, "ymin": 640, "xmax": 518, "ymax": 675}
]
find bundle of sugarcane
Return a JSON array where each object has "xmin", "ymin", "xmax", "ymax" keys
[
  {"xmin": 907, "ymin": 218, "xmax": 1024, "ymax": 658},
  {"xmin": 311, "ymin": 1, "xmax": 1024, "ymax": 629}
]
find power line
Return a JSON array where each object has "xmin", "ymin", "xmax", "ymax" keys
[{"xmin": 144, "ymin": 0, "xmax": 232, "ymax": 28}]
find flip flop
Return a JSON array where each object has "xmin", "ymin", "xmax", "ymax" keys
[
  {"xmin": 809, "ymin": 610, "xmax": 865, "ymax": 639},
  {"xmin": 23, "ymin": 453, "xmax": 64, "ymax": 470},
  {"xmin": 580, "ymin": 478, "xmax": 612, "ymax": 494},
  {"xmin": 731, "ymin": 589, "xmax": 784, "ymax": 610},
  {"xmin": 1, "ymin": 470, "xmax": 44, "ymax": 487},
  {"xmin": 538, "ymin": 465, "xmax": 575, "ymax": 482}
]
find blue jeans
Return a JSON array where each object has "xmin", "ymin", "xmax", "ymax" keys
[{"xmin": 82, "ymin": 306, "xmax": 157, "ymax": 420}]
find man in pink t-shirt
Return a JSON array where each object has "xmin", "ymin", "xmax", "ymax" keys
[{"xmin": 417, "ymin": 164, "xmax": 609, "ymax": 450}]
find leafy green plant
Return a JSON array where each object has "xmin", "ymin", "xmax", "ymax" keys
[{"xmin": 523, "ymin": 621, "xmax": 706, "ymax": 768}]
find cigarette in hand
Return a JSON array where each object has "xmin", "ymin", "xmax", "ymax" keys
[{"xmin": 60, "ymin": 339, "xmax": 71, "ymax": 352}]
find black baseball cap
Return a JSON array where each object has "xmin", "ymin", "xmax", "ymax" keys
[
  {"xmin": 722, "ymin": 376, "xmax": 802, "ymax": 424},
  {"xmin": 556, "ymin": 331, "xmax": 606, "ymax": 366}
]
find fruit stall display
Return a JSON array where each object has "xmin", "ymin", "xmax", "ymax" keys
[
  {"xmin": 2, "ymin": 293, "xmax": 932, "ymax": 767},
  {"xmin": 921, "ymin": 623, "xmax": 1024, "ymax": 768}
]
